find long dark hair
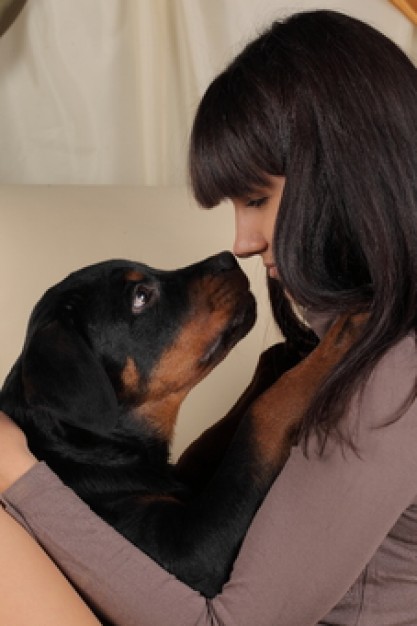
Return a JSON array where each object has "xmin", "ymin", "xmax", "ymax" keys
[{"xmin": 189, "ymin": 10, "xmax": 417, "ymax": 448}]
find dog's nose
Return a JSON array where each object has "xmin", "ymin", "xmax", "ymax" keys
[{"xmin": 208, "ymin": 251, "xmax": 238, "ymax": 274}]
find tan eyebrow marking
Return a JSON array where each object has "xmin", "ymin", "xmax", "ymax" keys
[{"xmin": 125, "ymin": 270, "xmax": 145, "ymax": 282}]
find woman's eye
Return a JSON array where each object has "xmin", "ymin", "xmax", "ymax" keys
[
  {"xmin": 132, "ymin": 285, "xmax": 152, "ymax": 313},
  {"xmin": 246, "ymin": 196, "xmax": 268, "ymax": 208}
]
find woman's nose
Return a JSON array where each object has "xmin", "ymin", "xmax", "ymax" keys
[{"xmin": 233, "ymin": 216, "xmax": 267, "ymax": 258}]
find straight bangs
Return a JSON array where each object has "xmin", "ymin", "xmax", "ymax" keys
[
  {"xmin": 189, "ymin": 60, "xmax": 288, "ymax": 207},
  {"xmin": 187, "ymin": 9, "xmax": 417, "ymax": 449}
]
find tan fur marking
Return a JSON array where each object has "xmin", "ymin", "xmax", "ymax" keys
[
  {"xmin": 125, "ymin": 270, "xmax": 145, "ymax": 282},
  {"xmin": 137, "ymin": 272, "xmax": 246, "ymax": 443},
  {"xmin": 134, "ymin": 392, "xmax": 187, "ymax": 443},
  {"xmin": 149, "ymin": 314, "xmax": 228, "ymax": 394},
  {"xmin": 251, "ymin": 313, "xmax": 367, "ymax": 475},
  {"xmin": 135, "ymin": 309, "xmax": 227, "ymax": 443},
  {"xmin": 121, "ymin": 357, "xmax": 141, "ymax": 394}
]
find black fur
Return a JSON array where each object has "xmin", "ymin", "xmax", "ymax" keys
[{"xmin": 1, "ymin": 252, "xmax": 300, "ymax": 598}]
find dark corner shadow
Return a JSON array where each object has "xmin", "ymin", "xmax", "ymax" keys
[{"xmin": 0, "ymin": 0, "xmax": 27, "ymax": 37}]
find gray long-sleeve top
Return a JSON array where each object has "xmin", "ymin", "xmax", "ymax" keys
[{"xmin": 2, "ymin": 327, "xmax": 417, "ymax": 625}]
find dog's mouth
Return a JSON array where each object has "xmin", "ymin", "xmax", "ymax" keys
[{"xmin": 199, "ymin": 293, "xmax": 256, "ymax": 366}]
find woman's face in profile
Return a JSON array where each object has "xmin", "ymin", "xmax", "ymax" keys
[{"xmin": 231, "ymin": 175, "xmax": 285, "ymax": 280}]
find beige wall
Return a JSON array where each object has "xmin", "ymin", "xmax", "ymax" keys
[{"xmin": 0, "ymin": 185, "xmax": 279, "ymax": 458}]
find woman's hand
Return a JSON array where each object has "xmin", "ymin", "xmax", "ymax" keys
[{"xmin": 0, "ymin": 412, "xmax": 37, "ymax": 492}]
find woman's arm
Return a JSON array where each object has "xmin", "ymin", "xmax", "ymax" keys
[
  {"xmin": 0, "ymin": 416, "xmax": 101, "ymax": 625},
  {"xmin": 1, "ymin": 335, "xmax": 417, "ymax": 626},
  {"xmin": 1, "ymin": 458, "xmax": 211, "ymax": 626}
]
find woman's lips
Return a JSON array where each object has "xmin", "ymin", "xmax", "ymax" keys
[{"xmin": 266, "ymin": 264, "xmax": 279, "ymax": 279}]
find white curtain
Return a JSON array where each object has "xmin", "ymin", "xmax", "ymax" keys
[{"xmin": 0, "ymin": 0, "xmax": 415, "ymax": 185}]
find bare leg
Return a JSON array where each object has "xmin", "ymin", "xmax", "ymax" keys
[{"xmin": 0, "ymin": 507, "xmax": 100, "ymax": 626}]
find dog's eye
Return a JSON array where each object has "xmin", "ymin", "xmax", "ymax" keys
[{"xmin": 132, "ymin": 285, "xmax": 152, "ymax": 313}]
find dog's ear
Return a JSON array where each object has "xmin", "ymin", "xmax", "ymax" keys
[{"xmin": 21, "ymin": 320, "xmax": 119, "ymax": 433}]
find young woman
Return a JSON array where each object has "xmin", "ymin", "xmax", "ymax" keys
[{"xmin": 1, "ymin": 9, "xmax": 417, "ymax": 625}]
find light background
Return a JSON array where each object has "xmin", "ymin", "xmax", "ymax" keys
[
  {"xmin": 0, "ymin": 1, "xmax": 416, "ymax": 457},
  {"xmin": 0, "ymin": 0, "xmax": 415, "ymax": 185}
]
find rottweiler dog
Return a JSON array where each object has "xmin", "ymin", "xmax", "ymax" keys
[{"xmin": 0, "ymin": 252, "xmax": 363, "ymax": 600}]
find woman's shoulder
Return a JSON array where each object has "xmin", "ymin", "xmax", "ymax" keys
[
  {"xmin": 349, "ymin": 331, "xmax": 417, "ymax": 437},
  {"xmin": 365, "ymin": 331, "xmax": 417, "ymax": 396}
]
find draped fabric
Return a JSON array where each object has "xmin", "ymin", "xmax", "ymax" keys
[{"xmin": 0, "ymin": 0, "xmax": 415, "ymax": 185}]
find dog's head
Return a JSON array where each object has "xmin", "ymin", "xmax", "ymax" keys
[{"xmin": 2, "ymin": 252, "xmax": 256, "ymax": 441}]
